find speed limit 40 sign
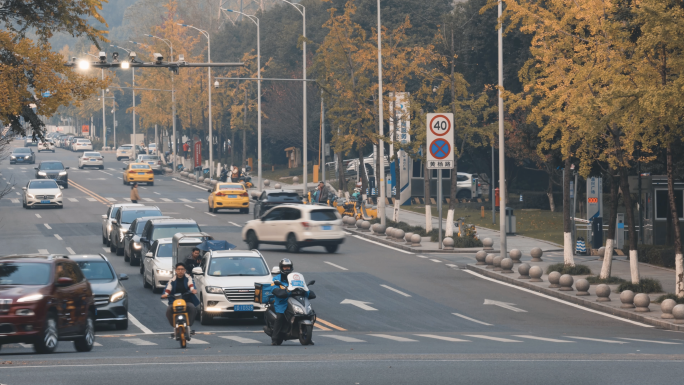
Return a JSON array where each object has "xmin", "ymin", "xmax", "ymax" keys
[{"xmin": 426, "ymin": 113, "xmax": 454, "ymax": 169}]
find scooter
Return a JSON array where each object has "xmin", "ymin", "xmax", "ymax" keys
[
  {"xmin": 263, "ymin": 277, "xmax": 317, "ymax": 345},
  {"xmin": 168, "ymin": 292, "xmax": 195, "ymax": 348},
  {"xmin": 219, "ymin": 168, "xmax": 229, "ymax": 182}
]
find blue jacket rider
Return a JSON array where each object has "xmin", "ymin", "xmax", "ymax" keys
[{"xmin": 270, "ymin": 258, "xmax": 309, "ymax": 345}]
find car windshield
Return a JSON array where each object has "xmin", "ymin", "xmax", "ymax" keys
[
  {"xmin": 267, "ymin": 192, "xmax": 300, "ymax": 201},
  {"xmin": 121, "ymin": 209, "xmax": 162, "ymax": 224},
  {"xmin": 140, "ymin": 156, "xmax": 158, "ymax": 160},
  {"xmin": 110, "ymin": 207, "xmax": 121, "ymax": 219},
  {"xmin": 131, "ymin": 164, "xmax": 150, "ymax": 170},
  {"xmin": 77, "ymin": 140, "xmax": 90, "ymax": 143},
  {"xmin": 39, "ymin": 162, "xmax": 64, "ymax": 171},
  {"xmin": 151, "ymin": 224, "xmax": 200, "ymax": 240},
  {"xmin": 208, "ymin": 257, "xmax": 268, "ymax": 277},
  {"xmin": 29, "ymin": 180, "xmax": 58, "ymax": 189},
  {"xmin": 0, "ymin": 262, "xmax": 51, "ymax": 285},
  {"xmin": 220, "ymin": 184, "xmax": 245, "ymax": 190},
  {"xmin": 156, "ymin": 243, "xmax": 172, "ymax": 258},
  {"xmin": 310, "ymin": 209, "xmax": 339, "ymax": 221},
  {"xmin": 84, "ymin": 152, "xmax": 101, "ymax": 157},
  {"xmin": 76, "ymin": 261, "xmax": 114, "ymax": 281},
  {"xmin": 13, "ymin": 148, "xmax": 30, "ymax": 153}
]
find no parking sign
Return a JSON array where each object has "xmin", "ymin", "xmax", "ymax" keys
[{"xmin": 426, "ymin": 113, "xmax": 454, "ymax": 169}]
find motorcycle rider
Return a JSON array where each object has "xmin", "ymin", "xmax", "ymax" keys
[
  {"xmin": 161, "ymin": 263, "xmax": 199, "ymax": 329},
  {"xmin": 183, "ymin": 247, "xmax": 202, "ymax": 272},
  {"xmin": 270, "ymin": 258, "xmax": 311, "ymax": 345}
]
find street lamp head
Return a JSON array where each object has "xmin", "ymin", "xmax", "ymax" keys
[
  {"xmin": 121, "ymin": 61, "xmax": 130, "ymax": 69},
  {"xmin": 77, "ymin": 60, "xmax": 90, "ymax": 70},
  {"xmin": 214, "ymin": 80, "xmax": 219, "ymax": 89}
]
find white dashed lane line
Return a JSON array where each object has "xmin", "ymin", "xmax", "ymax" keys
[
  {"xmin": 44, "ymin": 223, "xmax": 52, "ymax": 229},
  {"xmin": 380, "ymin": 284, "xmax": 411, "ymax": 297},
  {"xmin": 184, "ymin": 205, "xmax": 195, "ymax": 209},
  {"xmin": 324, "ymin": 261, "xmax": 348, "ymax": 271},
  {"xmin": 54, "ymin": 234, "xmax": 62, "ymax": 240},
  {"xmin": 66, "ymin": 247, "xmax": 75, "ymax": 255},
  {"xmin": 35, "ymin": 214, "xmax": 41, "ymax": 218},
  {"xmin": 205, "ymin": 212, "xmax": 216, "ymax": 217},
  {"xmin": 229, "ymin": 222, "xmax": 241, "ymax": 227}
]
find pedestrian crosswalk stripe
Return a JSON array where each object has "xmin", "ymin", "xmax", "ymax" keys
[
  {"xmin": 417, "ymin": 255, "xmax": 428, "ymax": 259},
  {"xmin": 66, "ymin": 247, "xmax": 75, "ymax": 255},
  {"xmin": 220, "ymin": 336, "xmax": 261, "ymax": 344},
  {"xmin": 121, "ymin": 338, "xmax": 157, "ymax": 346},
  {"xmin": 106, "ymin": 197, "xmax": 117, "ymax": 202},
  {"xmin": 68, "ymin": 198, "xmax": 78, "ymax": 202},
  {"xmin": 38, "ymin": 249, "xmax": 49, "ymax": 254},
  {"xmin": 87, "ymin": 197, "xmax": 97, "ymax": 202},
  {"xmin": 566, "ymin": 336, "xmax": 627, "ymax": 344},
  {"xmin": 430, "ymin": 259, "xmax": 442, "ymax": 263},
  {"xmin": 10, "ymin": 198, "xmax": 19, "ymax": 203},
  {"xmin": 197, "ymin": 198, "xmax": 208, "ymax": 202},
  {"xmin": 179, "ymin": 198, "xmax": 192, "ymax": 202},
  {"xmin": 319, "ymin": 335, "xmax": 366, "ymax": 343},
  {"xmin": 94, "ymin": 342, "xmax": 103, "ymax": 347},
  {"xmin": 464, "ymin": 335, "xmax": 522, "ymax": 343},
  {"xmin": 618, "ymin": 338, "xmax": 681, "ymax": 345},
  {"xmin": 123, "ymin": 198, "xmax": 132, "ymax": 202},
  {"xmin": 513, "ymin": 335, "xmax": 574, "ymax": 343},
  {"xmin": 446, "ymin": 264, "xmax": 457, "ymax": 267},
  {"xmin": 103, "ymin": 247, "xmax": 110, "ymax": 253},
  {"xmin": 161, "ymin": 198, "xmax": 173, "ymax": 202},
  {"xmin": 188, "ymin": 338, "xmax": 209, "ymax": 345},
  {"xmin": 143, "ymin": 198, "xmax": 154, "ymax": 202},
  {"xmin": 414, "ymin": 334, "xmax": 470, "ymax": 342},
  {"xmin": 368, "ymin": 334, "xmax": 417, "ymax": 342}
]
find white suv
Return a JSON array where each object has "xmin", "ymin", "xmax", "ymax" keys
[
  {"xmin": 241, "ymin": 204, "xmax": 344, "ymax": 253},
  {"xmin": 37, "ymin": 140, "xmax": 55, "ymax": 152},
  {"xmin": 142, "ymin": 238, "xmax": 174, "ymax": 293},
  {"xmin": 191, "ymin": 250, "xmax": 271, "ymax": 325}
]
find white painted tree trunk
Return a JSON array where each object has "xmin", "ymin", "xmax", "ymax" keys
[
  {"xmin": 629, "ymin": 249, "xmax": 640, "ymax": 284},
  {"xmin": 445, "ymin": 209, "xmax": 454, "ymax": 237},
  {"xmin": 676, "ymin": 253, "xmax": 683, "ymax": 297},
  {"xmin": 563, "ymin": 232, "xmax": 575, "ymax": 266},
  {"xmin": 393, "ymin": 200, "xmax": 400, "ymax": 222},
  {"xmin": 425, "ymin": 204, "xmax": 433, "ymax": 232},
  {"xmin": 599, "ymin": 239, "xmax": 614, "ymax": 279}
]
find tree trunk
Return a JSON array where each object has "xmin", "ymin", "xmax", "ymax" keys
[
  {"xmin": 667, "ymin": 144, "xmax": 684, "ymax": 297},
  {"xmin": 242, "ymin": 87, "xmax": 247, "ymax": 168},
  {"xmin": 445, "ymin": 29, "xmax": 457, "ymax": 237},
  {"xmin": 600, "ymin": 173, "xmax": 620, "ymax": 279},
  {"xmin": 337, "ymin": 151, "xmax": 346, "ymax": 194},
  {"xmin": 424, "ymin": 155, "xmax": 432, "ymax": 232},
  {"xmin": 231, "ymin": 129, "xmax": 235, "ymax": 168},
  {"xmin": 392, "ymin": 94, "xmax": 401, "ymax": 222},
  {"xmin": 563, "ymin": 157, "xmax": 576, "ymax": 266},
  {"xmin": 546, "ymin": 172, "xmax": 556, "ymax": 212}
]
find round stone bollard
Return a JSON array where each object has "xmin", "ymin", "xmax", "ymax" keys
[
  {"xmin": 660, "ymin": 299, "xmax": 677, "ymax": 319},
  {"xmin": 672, "ymin": 304, "xmax": 684, "ymax": 324},
  {"xmin": 475, "ymin": 250, "xmax": 487, "ymax": 265},
  {"xmin": 371, "ymin": 223, "xmax": 379, "ymax": 233},
  {"xmin": 374, "ymin": 224, "xmax": 386, "ymax": 236},
  {"xmin": 361, "ymin": 221, "xmax": 371, "ymax": 232},
  {"xmin": 394, "ymin": 229, "xmax": 405, "ymax": 243},
  {"xmin": 559, "ymin": 274, "xmax": 574, "ymax": 291},
  {"xmin": 443, "ymin": 237, "xmax": 454, "ymax": 250},
  {"xmin": 404, "ymin": 232, "xmax": 414, "ymax": 245},
  {"xmin": 263, "ymin": 179, "xmax": 270, "ymax": 187},
  {"xmin": 348, "ymin": 218, "xmax": 358, "ymax": 229},
  {"xmin": 492, "ymin": 256, "xmax": 503, "ymax": 271},
  {"xmin": 509, "ymin": 249, "xmax": 522, "ymax": 264},
  {"xmin": 485, "ymin": 254, "xmax": 495, "ymax": 269},
  {"xmin": 293, "ymin": 176, "xmax": 299, "ymax": 183},
  {"xmin": 619, "ymin": 290, "xmax": 635, "ymax": 309},
  {"xmin": 385, "ymin": 227, "xmax": 394, "ymax": 239},
  {"xmin": 274, "ymin": 183, "xmax": 282, "ymax": 189},
  {"xmin": 530, "ymin": 247, "xmax": 544, "ymax": 262},
  {"xmin": 529, "ymin": 266, "xmax": 543, "ymax": 282},
  {"xmin": 548, "ymin": 271, "xmax": 562, "ymax": 288},
  {"xmin": 575, "ymin": 279, "xmax": 590, "ymax": 296},
  {"xmin": 482, "ymin": 238, "xmax": 494, "ymax": 251},
  {"xmin": 356, "ymin": 220, "xmax": 364, "ymax": 230},
  {"xmin": 500, "ymin": 258, "xmax": 514, "ymax": 273},
  {"xmin": 634, "ymin": 293, "xmax": 651, "ymax": 312},
  {"xmin": 518, "ymin": 263, "xmax": 531, "ymax": 279},
  {"xmin": 597, "ymin": 246, "xmax": 606, "ymax": 261},
  {"xmin": 595, "ymin": 284, "xmax": 611, "ymax": 302},
  {"xmin": 411, "ymin": 233, "xmax": 422, "ymax": 247}
]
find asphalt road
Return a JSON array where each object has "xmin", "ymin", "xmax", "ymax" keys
[{"xmin": 1, "ymin": 143, "xmax": 683, "ymax": 384}]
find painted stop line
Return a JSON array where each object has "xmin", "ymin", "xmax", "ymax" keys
[{"xmin": 430, "ymin": 139, "xmax": 451, "ymax": 160}]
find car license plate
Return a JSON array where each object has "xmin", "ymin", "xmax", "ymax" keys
[
  {"xmin": 90, "ymin": 159, "xmax": 97, "ymax": 161},
  {"xmin": 228, "ymin": 194, "xmax": 238, "ymax": 198},
  {"xmin": 322, "ymin": 225, "xmax": 332, "ymax": 230},
  {"xmin": 234, "ymin": 305, "xmax": 253, "ymax": 312},
  {"xmin": 40, "ymin": 200, "xmax": 50, "ymax": 204},
  {"xmin": 138, "ymin": 172, "xmax": 145, "ymax": 175}
]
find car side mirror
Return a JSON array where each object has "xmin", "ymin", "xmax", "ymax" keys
[
  {"xmin": 145, "ymin": 252, "xmax": 153, "ymax": 258},
  {"xmin": 34, "ymin": 167, "xmax": 38, "ymax": 170},
  {"xmin": 119, "ymin": 273, "xmax": 129, "ymax": 281},
  {"xmin": 307, "ymin": 280, "xmax": 315, "ymax": 286},
  {"xmin": 56, "ymin": 277, "xmax": 73, "ymax": 287},
  {"xmin": 59, "ymin": 186, "xmax": 64, "ymax": 190},
  {"xmin": 22, "ymin": 187, "xmax": 26, "ymax": 191},
  {"xmin": 192, "ymin": 267, "xmax": 203, "ymax": 275},
  {"xmin": 111, "ymin": 219, "xmax": 117, "ymax": 225},
  {"xmin": 65, "ymin": 167, "xmax": 69, "ymax": 170},
  {"xmin": 207, "ymin": 189, "xmax": 212, "ymax": 193}
]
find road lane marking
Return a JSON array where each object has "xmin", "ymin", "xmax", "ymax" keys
[
  {"xmin": 68, "ymin": 198, "xmax": 78, "ymax": 202},
  {"xmin": 319, "ymin": 335, "xmax": 365, "ymax": 343},
  {"xmin": 380, "ymin": 284, "xmax": 411, "ymax": 297},
  {"xmin": 352, "ymin": 235, "xmax": 413, "ymax": 254},
  {"xmin": 220, "ymin": 336, "xmax": 261, "ymax": 344},
  {"xmin": 107, "ymin": 168, "xmax": 117, "ymax": 171},
  {"xmin": 38, "ymin": 249, "xmax": 49, "ymax": 254},
  {"xmin": 94, "ymin": 342, "xmax": 103, "ymax": 347},
  {"xmin": 11, "ymin": 198, "xmax": 19, "ymax": 203},
  {"xmin": 106, "ymin": 197, "xmax": 117, "ymax": 201},
  {"xmin": 229, "ymin": 222, "xmax": 241, "ymax": 227},
  {"xmin": 154, "ymin": 192, "xmax": 161, "ymax": 195},
  {"xmin": 463, "ymin": 269, "xmax": 654, "ymax": 328},
  {"xmin": 567, "ymin": 336, "xmax": 628, "ymax": 344},
  {"xmin": 197, "ymin": 198, "xmax": 208, "ymax": 202},
  {"xmin": 100, "ymin": 171, "xmax": 113, "ymax": 176},
  {"xmin": 417, "ymin": 255, "xmax": 428, "ymax": 259},
  {"xmin": 122, "ymin": 198, "xmax": 132, "ymax": 202},
  {"xmin": 188, "ymin": 338, "xmax": 209, "ymax": 345},
  {"xmin": 430, "ymin": 259, "xmax": 442, "ymax": 263},
  {"xmin": 121, "ymin": 338, "xmax": 157, "ymax": 346},
  {"xmin": 127, "ymin": 312, "xmax": 153, "ymax": 334},
  {"xmin": 11, "ymin": 186, "xmax": 15, "ymax": 189},
  {"xmin": 316, "ymin": 318, "xmax": 346, "ymax": 331},
  {"xmin": 185, "ymin": 205, "xmax": 195, "ymax": 209},
  {"xmin": 103, "ymin": 247, "xmax": 110, "ymax": 253},
  {"xmin": 324, "ymin": 261, "xmax": 348, "ymax": 271},
  {"xmin": 483, "ymin": 299, "xmax": 527, "ymax": 313},
  {"xmin": 54, "ymin": 234, "xmax": 62, "ymax": 240},
  {"xmin": 617, "ymin": 338, "xmax": 682, "ymax": 345},
  {"xmin": 161, "ymin": 198, "xmax": 173, "ymax": 202},
  {"xmin": 341, "ymin": 299, "xmax": 377, "ymax": 311},
  {"xmin": 452, "ymin": 313, "xmax": 492, "ymax": 326},
  {"xmin": 87, "ymin": 197, "xmax": 97, "ymax": 202},
  {"xmin": 368, "ymin": 334, "xmax": 417, "ymax": 342},
  {"xmin": 464, "ymin": 335, "xmax": 522, "ymax": 343},
  {"xmin": 205, "ymin": 212, "xmax": 216, "ymax": 217},
  {"xmin": 15, "ymin": 191, "xmax": 20, "ymax": 195},
  {"xmin": 69, "ymin": 180, "xmax": 110, "ymax": 205},
  {"xmin": 446, "ymin": 264, "xmax": 457, "ymax": 267},
  {"xmin": 314, "ymin": 323, "xmax": 332, "ymax": 331},
  {"xmin": 513, "ymin": 335, "xmax": 574, "ymax": 343},
  {"xmin": 179, "ymin": 198, "xmax": 192, "ymax": 202},
  {"xmin": 143, "ymin": 198, "xmax": 154, "ymax": 202},
  {"xmin": 414, "ymin": 334, "xmax": 471, "ymax": 342},
  {"xmin": 66, "ymin": 247, "xmax": 75, "ymax": 255}
]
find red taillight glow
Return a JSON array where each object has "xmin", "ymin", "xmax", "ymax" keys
[
  {"xmin": 301, "ymin": 221, "xmax": 310, "ymax": 228},
  {"xmin": 216, "ymin": 192, "xmax": 225, "ymax": 196},
  {"xmin": 240, "ymin": 192, "xmax": 248, "ymax": 197}
]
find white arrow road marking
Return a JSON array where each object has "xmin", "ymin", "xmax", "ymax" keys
[
  {"xmin": 368, "ymin": 334, "xmax": 417, "ymax": 342},
  {"xmin": 340, "ymin": 299, "xmax": 377, "ymax": 311},
  {"xmin": 617, "ymin": 338, "xmax": 682, "ymax": 345},
  {"xmin": 324, "ymin": 261, "xmax": 348, "ymax": 271},
  {"xmin": 483, "ymin": 299, "xmax": 527, "ymax": 313},
  {"xmin": 513, "ymin": 335, "xmax": 574, "ymax": 343},
  {"xmin": 380, "ymin": 284, "xmax": 411, "ymax": 297},
  {"xmin": 415, "ymin": 334, "xmax": 471, "ymax": 342},
  {"xmin": 452, "ymin": 313, "xmax": 492, "ymax": 326},
  {"xmin": 319, "ymin": 335, "xmax": 366, "ymax": 343},
  {"xmin": 567, "ymin": 336, "xmax": 628, "ymax": 344},
  {"xmin": 220, "ymin": 336, "xmax": 260, "ymax": 344}
]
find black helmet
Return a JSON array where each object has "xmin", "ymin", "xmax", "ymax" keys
[{"xmin": 279, "ymin": 258, "xmax": 293, "ymax": 275}]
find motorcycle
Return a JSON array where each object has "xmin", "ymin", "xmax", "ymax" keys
[
  {"xmin": 238, "ymin": 170, "xmax": 253, "ymax": 188},
  {"xmin": 167, "ymin": 292, "xmax": 195, "ymax": 348},
  {"xmin": 219, "ymin": 168, "xmax": 229, "ymax": 182},
  {"xmin": 263, "ymin": 274, "xmax": 316, "ymax": 345}
]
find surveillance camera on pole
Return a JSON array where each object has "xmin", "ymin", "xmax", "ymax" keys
[
  {"xmin": 214, "ymin": 80, "xmax": 219, "ymax": 89},
  {"xmin": 98, "ymin": 52, "xmax": 107, "ymax": 62},
  {"xmin": 153, "ymin": 53, "xmax": 163, "ymax": 65}
]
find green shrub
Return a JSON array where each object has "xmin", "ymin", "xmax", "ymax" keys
[
  {"xmin": 507, "ymin": 191, "xmax": 563, "ymax": 211},
  {"xmin": 585, "ymin": 276, "xmax": 627, "ymax": 285},
  {"xmin": 620, "ymin": 245, "xmax": 676, "ymax": 268},
  {"xmin": 617, "ymin": 278, "xmax": 663, "ymax": 293},
  {"xmin": 654, "ymin": 293, "xmax": 684, "ymax": 304},
  {"xmin": 545, "ymin": 263, "xmax": 592, "ymax": 275},
  {"xmin": 368, "ymin": 218, "xmax": 482, "ymax": 247}
]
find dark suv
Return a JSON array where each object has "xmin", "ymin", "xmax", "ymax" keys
[
  {"xmin": 252, "ymin": 189, "xmax": 302, "ymax": 219},
  {"xmin": 109, "ymin": 206, "xmax": 162, "ymax": 257},
  {"xmin": 139, "ymin": 218, "xmax": 201, "ymax": 258},
  {"xmin": 35, "ymin": 161, "xmax": 70, "ymax": 188},
  {"xmin": 0, "ymin": 255, "xmax": 96, "ymax": 354}
]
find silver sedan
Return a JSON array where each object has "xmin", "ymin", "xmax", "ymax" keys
[
  {"xmin": 22, "ymin": 179, "xmax": 63, "ymax": 209},
  {"xmin": 78, "ymin": 151, "xmax": 105, "ymax": 169}
]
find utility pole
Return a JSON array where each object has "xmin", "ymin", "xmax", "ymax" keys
[
  {"xmin": 377, "ymin": 0, "xmax": 386, "ymax": 226},
  {"xmin": 498, "ymin": 0, "xmax": 507, "ymax": 255}
]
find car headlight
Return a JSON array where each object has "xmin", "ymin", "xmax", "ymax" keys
[
  {"xmin": 17, "ymin": 293, "xmax": 44, "ymax": 303},
  {"xmin": 156, "ymin": 269, "xmax": 172, "ymax": 276},
  {"xmin": 293, "ymin": 304, "xmax": 305, "ymax": 314},
  {"xmin": 205, "ymin": 286, "xmax": 223, "ymax": 294},
  {"xmin": 56, "ymin": 192, "xmax": 62, "ymax": 198},
  {"xmin": 110, "ymin": 290, "xmax": 126, "ymax": 303},
  {"xmin": 38, "ymin": 171, "xmax": 46, "ymax": 176},
  {"xmin": 59, "ymin": 171, "xmax": 67, "ymax": 175},
  {"xmin": 27, "ymin": 194, "xmax": 35, "ymax": 198},
  {"xmin": 133, "ymin": 242, "xmax": 141, "ymax": 249},
  {"xmin": 10, "ymin": 155, "xmax": 15, "ymax": 159},
  {"xmin": 107, "ymin": 223, "xmax": 112, "ymax": 231}
]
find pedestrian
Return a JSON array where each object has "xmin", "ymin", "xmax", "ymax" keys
[
  {"xmin": 130, "ymin": 182, "xmax": 140, "ymax": 203},
  {"xmin": 183, "ymin": 142, "xmax": 189, "ymax": 159},
  {"xmin": 317, "ymin": 181, "xmax": 329, "ymax": 204}
]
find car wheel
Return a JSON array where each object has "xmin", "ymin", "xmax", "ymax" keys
[
  {"xmin": 151, "ymin": 274, "xmax": 162, "ymax": 294},
  {"xmin": 456, "ymin": 190, "xmax": 471, "ymax": 200},
  {"xmin": 325, "ymin": 244, "xmax": 339, "ymax": 253},
  {"xmin": 33, "ymin": 312, "xmax": 59, "ymax": 354},
  {"xmin": 149, "ymin": 182, "xmax": 154, "ymax": 186},
  {"xmin": 102, "ymin": 232, "xmax": 107, "ymax": 245},
  {"xmin": 208, "ymin": 203, "xmax": 213, "ymax": 213},
  {"xmin": 110, "ymin": 236, "xmax": 116, "ymax": 253},
  {"xmin": 123, "ymin": 248, "xmax": 129, "ymax": 262},
  {"xmin": 247, "ymin": 231, "xmax": 259, "ymax": 250},
  {"xmin": 63, "ymin": 183, "xmax": 68, "ymax": 189},
  {"xmin": 78, "ymin": 165, "xmax": 83, "ymax": 169},
  {"xmin": 22, "ymin": 200, "xmax": 26, "ymax": 208},
  {"xmin": 122, "ymin": 178, "xmax": 126, "ymax": 185},
  {"xmin": 99, "ymin": 166, "xmax": 104, "ymax": 170},
  {"xmin": 286, "ymin": 233, "xmax": 300, "ymax": 253},
  {"xmin": 74, "ymin": 312, "xmax": 95, "ymax": 352},
  {"xmin": 143, "ymin": 272, "xmax": 151, "ymax": 288},
  {"xmin": 115, "ymin": 319, "xmax": 128, "ymax": 330},
  {"xmin": 139, "ymin": 258, "xmax": 144, "ymax": 274},
  {"xmin": 200, "ymin": 300, "xmax": 214, "ymax": 326},
  {"xmin": 116, "ymin": 243, "xmax": 124, "ymax": 256}
]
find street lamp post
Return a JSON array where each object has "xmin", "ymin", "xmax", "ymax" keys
[
  {"xmin": 376, "ymin": 0, "xmax": 386, "ymax": 226},
  {"xmin": 129, "ymin": 41, "xmax": 152, "ymax": 160},
  {"xmin": 497, "ymin": 0, "xmax": 507, "ymax": 256},
  {"xmin": 221, "ymin": 8, "xmax": 261, "ymax": 190},
  {"xmin": 145, "ymin": 34, "xmax": 176, "ymax": 171},
  {"xmin": 85, "ymin": 53, "xmax": 106, "ymax": 146},
  {"xmin": 178, "ymin": 24, "xmax": 214, "ymax": 178}
]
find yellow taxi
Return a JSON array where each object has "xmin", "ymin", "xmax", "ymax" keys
[
  {"xmin": 123, "ymin": 163, "xmax": 154, "ymax": 186},
  {"xmin": 207, "ymin": 182, "xmax": 249, "ymax": 214}
]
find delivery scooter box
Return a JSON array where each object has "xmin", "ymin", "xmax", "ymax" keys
[{"xmin": 254, "ymin": 282, "xmax": 275, "ymax": 304}]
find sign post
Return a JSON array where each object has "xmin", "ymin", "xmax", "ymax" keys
[{"xmin": 426, "ymin": 113, "xmax": 454, "ymax": 249}]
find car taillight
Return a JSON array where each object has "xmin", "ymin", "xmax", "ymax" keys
[
  {"xmin": 301, "ymin": 221, "xmax": 310, "ymax": 228},
  {"xmin": 240, "ymin": 192, "xmax": 248, "ymax": 197},
  {"xmin": 147, "ymin": 170, "xmax": 154, "ymax": 174},
  {"xmin": 478, "ymin": 183, "xmax": 481, "ymax": 187},
  {"xmin": 216, "ymin": 192, "xmax": 225, "ymax": 196}
]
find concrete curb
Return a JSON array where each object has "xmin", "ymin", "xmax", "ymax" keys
[
  {"xmin": 465, "ymin": 264, "xmax": 684, "ymax": 331},
  {"xmin": 346, "ymin": 228, "xmax": 499, "ymax": 254}
]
